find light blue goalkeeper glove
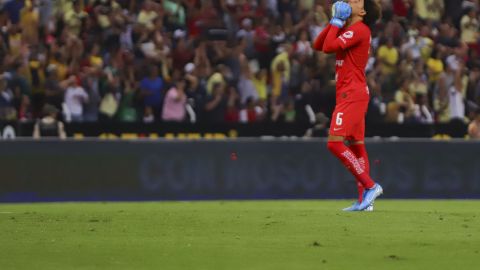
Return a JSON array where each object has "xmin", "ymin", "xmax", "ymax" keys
[{"xmin": 330, "ymin": 1, "xmax": 352, "ymax": 28}]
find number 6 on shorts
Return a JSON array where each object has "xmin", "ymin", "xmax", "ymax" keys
[{"xmin": 336, "ymin": 112, "xmax": 343, "ymax": 126}]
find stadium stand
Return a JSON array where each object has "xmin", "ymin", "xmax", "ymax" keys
[{"xmin": 0, "ymin": 0, "xmax": 478, "ymax": 130}]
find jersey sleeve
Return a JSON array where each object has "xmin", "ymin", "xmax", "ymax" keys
[
  {"xmin": 312, "ymin": 24, "xmax": 332, "ymax": 51},
  {"xmin": 322, "ymin": 24, "xmax": 366, "ymax": 53}
]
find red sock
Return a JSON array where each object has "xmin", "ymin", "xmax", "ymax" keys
[
  {"xmin": 327, "ymin": 141, "xmax": 375, "ymax": 189},
  {"xmin": 349, "ymin": 144, "xmax": 370, "ymax": 202},
  {"xmin": 356, "ymin": 182, "xmax": 364, "ymax": 203},
  {"xmin": 349, "ymin": 144, "xmax": 370, "ymax": 174}
]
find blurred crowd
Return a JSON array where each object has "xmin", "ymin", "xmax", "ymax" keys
[{"xmin": 0, "ymin": 0, "xmax": 479, "ymax": 129}]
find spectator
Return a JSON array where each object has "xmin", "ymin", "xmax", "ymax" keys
[
  {"xmin": 0, "ymin": 76, "xmax": 16, "ymax": 121},
  {"xmin": 237, "ymin": 18, "xmax": 256, "ymax": 59},
  {"xmin": 252, "ymin": 69, "xmax": 268, "ymax": 102},
  {"xmin": 237, "ymin": 54, "xmax": 259, "ymax": 105},
  {"xmin": 466, "ymin": 65, "xmax": 480, "ymax": 111},
  {"xmin": 64, "ymin": 76, "xmax": 89, "ymax": 122},
  {"xmin": 410, "ymin": 63, "xmax": 428, "ymax": 96},
  {"xmin": 414, "ymin": 0, "xmax": 444, "ymax": 23},
  {"xmin": 206, "ymin": 65, "xmax": 227, "ymax": 96},
  {"xmin": 254, "ymin": 17, "xmax": 272, "ymax": 69},
  {"xmin": 304, "ymin": 112, "xmax": 329, "ymax": 138},
  {"xmin": 468, "ymin": 109, "xmax": 480, "ymax": 139},
  {"xmin": 8, "ymin": 61, "xmax": 31, "ymax": 120},
  {"xmin": 239, "ymin": 97, "xmax": 263, "ymax": 123},
  {"xmin": 412, "ymin": 94, "xmax": 434, "ymax": 124},
  {"xmin": 460, "ymin": 7, "xmax": 479, "ymax": 50},
  {"xmin": 162, "ymin": 79, "xmax": 187, "ymax": 122},
  {"xmin": 295, "ymin": 30, "xmax": 313, "ymax": 57},
  {"xmin": 3, "ymin": 0, "xmax": 24, "ymax": 25},
  {"xmin": 137, "ymin": 0, "xmax": 158, "ymax": 30},
  {"xmin": 204, "ymin": 83, "xmax": 227, "ymax": 123},
  {"xmin": 98, "ymin": 84, "xmax": 119, "ymax": 122},
  {"xmin": 33, "ymin": 104, "xmax": 66, "ymax": 139},
  {"xmin": 143, "ymin": 106, "xmax": 155, "ymax": 123},
  {"xmin": 64, "ymin": 0, "xmax": 87, "ymax": 36},
  {"xmin": 163, "ymin": 0, "xmax": 186, "ymax": 29},
  {"xmin": 392, "ymin": 0, "xmax": 412, "ymax": 19},
  {"xmin": 270, "ymin": 44, "xmax": 291, "ymax": 100},
  {"xmin": 377, "ymin": 38, "xmax": 399, "ymax": 76},
  {"xmin": 19, "ymin": 0, "xmax": 38, "ymax": 45},
  {"xmin": 393, "ymin": 78, "xmax": 416, "ymax": 123},
  {"xmin": 184, "ymin": 63, "xmax": 207, "ymax": 119},
  {"xmin": 172, "ymin": 36, "xmax": 194, "ymax": 72},
  {"xmin": 117, "ymin": 81, "xmax": 138, "ymax": 122},
  {"xmin": 279, "ymin": 98, "xmax": 296, "ymax": 123},
  {"xmin": 82, "ymin": 69, "xmax": 102, "ymax": 123},
  {"xmin": 44, "ymin": 65, "xmax": 68, "ymax": 110},
  {"xmin": 434, "ymin": 55, "xmax": 461, "ymax": 123},
  {"xmin": 140, "ymin": 65, "xmax": 163, "ymax": 120},
  {"xmin": 225, "ymin": 86, "xmax": 240, "ymax": 123},
  {"xmin": 427, "ymin": 49, "xmax": 444, "ymax": 92},
  {"xmin": 449, "ymin": 64, "xmax": 467, "ymax": 122}
]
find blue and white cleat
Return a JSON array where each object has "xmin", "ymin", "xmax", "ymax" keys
[
  {"xmin": 358, "ymin": 184, "xmax": 383, "ymax": 211},
  {"xmin": 342, "ymin": 202, "xmax": 361, "ymax": 211},
  {"xmin": 342, "ymin": 202, "xmax": 374, "ymax": 212},
  {"xmin": 364, "ymin": 204, "xmax": 374, "ymax": 212}
]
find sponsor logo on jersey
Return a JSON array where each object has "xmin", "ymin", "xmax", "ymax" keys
[
  {"xmin": 336, "ymin": 60, "xmax": 344, "ymax": 67},
  {"xmin": 343, "ymin": 31, "xmax": 354, "ymax": 39}
]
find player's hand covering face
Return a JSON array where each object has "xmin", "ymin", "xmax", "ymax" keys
[
  {"xmin": 330, "ymin": 1, "xmax": 352, "ymax": 28},
  {"xmin": 332, "ymin": 1, "xmax": 352, "ymax": 21}
]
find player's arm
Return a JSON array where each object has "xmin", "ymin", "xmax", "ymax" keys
[
  {"xmin": 322, "ymin": 1, "xmax": 355, "ymax": 53},
  {"xmin": 312, "ymin": 24, "xmax": 332, "ymax": 51},
  {"xmin": 322, "ymin": 26, "xmax": 362, "ymax": 53},
  {"xmin": 322, "ymin": 26, "xmax": 344, "ymax": 53}
]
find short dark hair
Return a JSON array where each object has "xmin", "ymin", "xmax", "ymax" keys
[{"xmin": 364, "ymin": 0, "xmax": 382, "ymax": 27}]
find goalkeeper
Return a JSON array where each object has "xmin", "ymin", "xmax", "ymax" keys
[{"xmin": 312, "ymin": 0, "xmax": 383, "ymax": 211}]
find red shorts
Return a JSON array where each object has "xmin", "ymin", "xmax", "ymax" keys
[{"xmin": 329, "ymin": 100, "xmax": 369, "ymax": 141}]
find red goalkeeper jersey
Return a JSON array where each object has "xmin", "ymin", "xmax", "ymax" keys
[{"xmin": 313, "ymin": 22, "xmax": 372, "ymax": 103}]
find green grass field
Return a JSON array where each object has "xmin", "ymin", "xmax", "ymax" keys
[{"xmin": 1, "ymin": 200, "xmax": 479, "ymax": 270}]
